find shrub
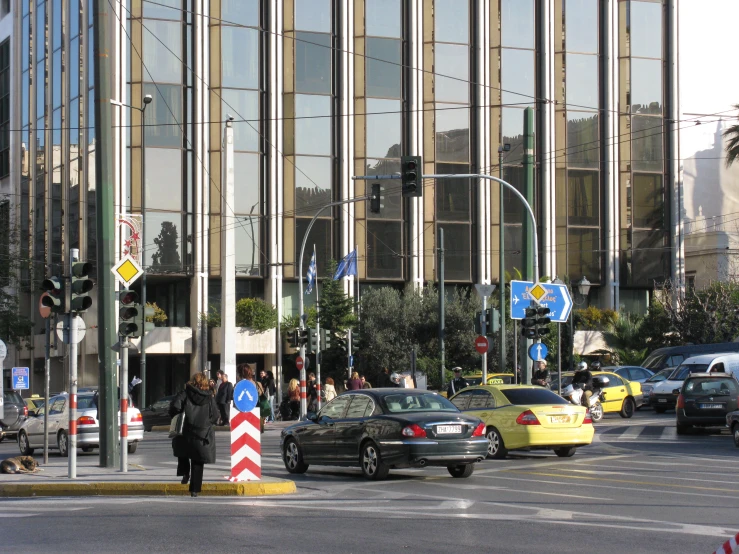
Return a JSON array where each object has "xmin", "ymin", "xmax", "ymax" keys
[{"xmin": 235, "ymin": 297, "xmax": 278, "ymax": 332}]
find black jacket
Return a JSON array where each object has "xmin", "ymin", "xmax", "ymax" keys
[
  {"xmin": 572, "ymin": 370, "xmax": 593, "ymax": 390},
  {"xmin": 447, "ymin": 377, "xmax": 468, "ymax": 397},
  {"xmin": 216, "ymin": 381, "xmax": 234, "ymax": 404},
  {"xmin": 169, "ymin": 385, "xmax": 219, "ymax": 464}
]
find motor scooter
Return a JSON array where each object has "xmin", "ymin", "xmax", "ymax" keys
[{"xmin": 562, "ymin": 376, "xmax": 609, "ymax": 422}]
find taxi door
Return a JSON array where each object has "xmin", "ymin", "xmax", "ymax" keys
[{"xmin": 601, "ymin": 374, "xmax": 627, "ymax": 412}]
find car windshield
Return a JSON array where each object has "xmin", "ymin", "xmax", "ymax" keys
[
  {"xmin": 670, "ymin": 365, "xmax": 710, "ymax": 380},
  {"xmin": 4, "ymin": 391, "xmax": 24, "ymax": 404},
  {"xmin": 647, "ymin": 369, "xmax": 672, "ymax": 383},
  {"xmin": 78, "ymin": 396, "xmax": 97, "ymax": 410},
  {"xmin": 683, "ymin": 378, "xmax": 737, "ymax": 396},
  {"xmin": 382, "ymin": 393, "xmax": 458, "ymax": 413},
  {"xmin": 642, "ymin": 354, "xmax": 666, "ymax": 370},
  {"xmin": 501, "ymin": 388, "xmax": 569, "ymax": 405}
]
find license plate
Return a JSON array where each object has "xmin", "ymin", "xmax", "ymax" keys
[
  {"xmin": 550, "ymin": 415, "xmax": 571, "ymax": 424},
  {"xmin": 658, "ymin": 399, "xmax": 667, "ymax": 403},
  {"xmin": 436, "ymin": 425, "xmax": 462, "ymax": 434},
  {"xmin": 699, "ymin": 404, "xmax": 724, "ymax": 409}
]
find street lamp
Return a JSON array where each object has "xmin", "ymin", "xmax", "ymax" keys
[
  {"xmin": 497, "ymin": 143, "xmax": 511, "ymax": 381},
  {"xmin": 569, "ymin": 276, "xmax": 591, "ymax": 373}
]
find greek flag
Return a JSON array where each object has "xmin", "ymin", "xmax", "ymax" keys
[
  {"xmin": 333, "ymin": 249, "xmax": 358, "ymax": 280},
  {"xmin": 305, "ymin": 247, "xmax": 317, "ymax": 295}
]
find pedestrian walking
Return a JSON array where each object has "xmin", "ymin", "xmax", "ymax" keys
[
  {"xmin": 446, "ymin": 367, "xmax": 468, "ymax": 397},
  {"xmin": 377, "ymin": 368, "xmax": 391, "ymax": 387},
  {"xmin": 347, "ymin": 371, "xmax": 363, "ymax": 390},
  {"xmin": 216, "ymin": 373, "xmax": 234, "ymax": 425},
  {"xmin": 265, "ymin": 370, "xmax": 277, "ymax": 422},
  {"xmin": 361, "ymin": 375, "xmax": 372, "ymax": 389},
  {"xmin": 287, "ymin": 378, "xmax": 301, "ymax": 420},
  {"xmin": 324, "ymin": 377, "xmax": 337, "ymax": 402},
  {"xmin": 169, "ymin": 372, "xmax": 219, "ymax": 497}
]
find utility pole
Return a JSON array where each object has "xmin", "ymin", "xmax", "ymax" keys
[
  {"xmin": 43, "ymin": 318, "xmax": 51, "ymax": 465},
  {"xmin": 139, "ymin": 94, "xmax": 152, "ymax": 409},
  {"xmin": 68, "ymin": 250, "xmax": 79, "ymax": 479},
  {"xmin": 119, "ymin": 337, "xmax": 129, "ymax": 473},
  {"xmin": 498, "ymin": 146, "xmax": 508, "ymax": 374},
  {"xmin": 439, "ymin": 228, "xmax": 445, "ymax": 391},
  {"xmin": 93, "ymin": 0, "xmax": 119, "ymax": 468},
  {"xmin": 520, "ymin": 108, "xmax": 536, "ymax": 386},
  {"xmin": 221, "ymin": 119, "xmax": 236, "ymax": 382}
]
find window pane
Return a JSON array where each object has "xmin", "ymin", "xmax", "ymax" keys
[
  {"xmin": 503, "ymin": 165, "xmax": 525, "ymax": 224},
  {"xmin": 567, "ymin": 112, "xmax": 599, "ymax": 169},
  {"xmin": 22, "ymin": 15, "xmax": 30, "ymax": 71},
  {"xmin": 628, "ymin": 229, "xmax": 668, "ymax": 286},
  {"xmin": 234, "ymin": 152, "xmax": 260, "ymax": 215},
  {"xmin": 71, "ymin": 0, "xmax": 80, "ymax": 37},
  {"xmin": 296, "ymin": 217, "xmax": 331, "ymax": 279},
  {"xmin": 295, "ymin": 0, "xmax": 331, "ymax": 32},
  {"xmin": 69, "ymin": 97, "xmax": 79, "ymax": 146},
  {"xmin": 567, "ymin": 228, "xmax": 599, "ymax": 282},
  {"xmin": 222, "ymin": 88, "xmax": 259, "ymax": 151},
  {"xmin": 144, "ymin": 83, "xmax": 182, "ymax": 147},
  {"xmin": 295, "ymin": 94, "xmax": 331, "ymax": 155},
  {"xmin": 222, "ymin": 26, "xmax": 259, "ymax": 89},
  {"xmin": 366, "ymin": 38, "xmax": 401, "ymax": 98},
  {"xmin": 36, "ymin": 61, "xmax": 44, "ymax": 119},
  {"xmin": 568, "ymin": 170, "xmax": 599, "ymax": 226},
  {"xmin": 630, "ymin": 1, "xmax": 662, "ymax": 59},
  {"xmin": 436, "ymin": 163, "xmax": 470, "ymax": 222},
  {"xmin": 146, "ymin": 211, "xmax": 184, "ymax": 273},
  {"xmin": 632, "ymin": 115, "xmax": 663, "ymax": 172},
  {"xmin": 143, "ymin": 21, "xmax": 181, "ymax": 84},
  {"xmin": 144, "ymin": 0, "xmax": 180, "ymax": 19},
  {"xmin": 145, "ymin": 148, "xmax": 182, "ymax": 210},
  {"xmin": 234, "ymin": 220, "xmax": 260, "ymax": 276},
  {"xmin": 22, "ymin": 71, "xmax": 29, "ymax": 128},
  {"xmin": 501, "ymin": 0, "xmax": 534, "ymax": 49},
  {"xmin": 440, "ymin": 224, "xmax": 471, "ymax": 281},
  {"xmin": 365, "ymin": 159, "xmax": 402, "ymax": 220},
  {"xmin": 295, "ymin": 32, "xmax": 332, "ymax": 94},
  {"xmin": 52, "ymin": 0, "xmax": 61, "ymax": 49},
  {"xmin": 295, "ymin": 156, "xmax": 332, "ymax": 217},
  {"xmin": 366, "ymin": 220, "xmax": 402, "ymax": 279},
  {"xmin": 435, "ymin": 0, "xmax": 468, "ymax": 43},
  {"xmin": 501, "ymin": 48, "xmax": 534, "ymax": 105},
  {"xmin": 565, "ymin": 0, "xmax": 598, "ymax": 53},
  {"xmin": 566, "ymin": 53, "xmax": 598, "ymax": 110},
  {"xmin": 501, "ymin": 107, "xmax": 525, "ymax": 162},
  {"xmin": 70, "ymin": 37, "xmax": 79, "ymax": 99},
  {"xmin": 631, "ymin": 58, "xmax": 662, "ymax": 114},
  {"xmin": 436, "ymin": 104, "xmax": 469, "ymax": 163},
  {"xmin": 222, "ymin": 0, "xmax": 259, "ymax": 27},
  {"xmin": 632, "ymin": 173, "xmax": 663, "ymax": 229},
  {"xmin": 366, "ymin": 0, "xmax": 401, "ymax": 38},
  {"xmin": 52, "ymin": 49, "xmax": 61, "ymax": 108},
  {"xmin": 435, "ymin": 43, "xmax": 468, "ymax": 103},
  {"xmin": 366, "ymin": 99, "xmax": 400, "ymax": 159}
]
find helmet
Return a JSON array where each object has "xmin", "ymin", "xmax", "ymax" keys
[
  {"xmin": 591, "ymin": 360, "xmax": 602, "ymax": 370},
  {"xmin": 390, "ymin": 372, "xmax": 400, "ymax": 384},
  {"xmin": 577, "ymin": 361, "xmax": 588, "ymax": 371}
]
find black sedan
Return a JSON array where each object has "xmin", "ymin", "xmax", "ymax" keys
[
  {"xmin": 280, "ymin": 389, "xmax": 488, "ymax": 480},
  {"xmin": 140, "ymin": 395, "xmax": 174, "ymax": 432}
]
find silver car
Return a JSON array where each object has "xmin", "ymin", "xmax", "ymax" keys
[{"xmin": 17, "ymin": 392, "xmax": 144, "ymax": 456}]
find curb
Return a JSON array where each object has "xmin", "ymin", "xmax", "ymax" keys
[{"xmin": 0, "ymin": 479, "xmax": 297, "ymax": 498}]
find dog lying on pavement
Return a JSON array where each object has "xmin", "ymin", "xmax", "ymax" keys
[{"xmin": 0, "ymin": 456, "xmax": 41, "ymax": 474}]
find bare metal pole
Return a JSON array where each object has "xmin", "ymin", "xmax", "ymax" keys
[
  {"xmin": 439, "ymin": 228, "xmax": 445, "ymax": 390},
  {"xmin": 43, "ymin": 318, "xmax": 51, "ymax": 464}
]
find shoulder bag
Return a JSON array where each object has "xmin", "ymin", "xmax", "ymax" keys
[{"xmin": 169, "ymin": 411, "xmax": 186, "ymax": 438}]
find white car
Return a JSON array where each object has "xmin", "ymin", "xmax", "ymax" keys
[{"xmin": 17, "ymin": 392, "xmax": 144, "ymax": 456}]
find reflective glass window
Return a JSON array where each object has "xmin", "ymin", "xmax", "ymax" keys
[
  {"xmin": 365, "ymin": 159, "xmax": 402, "ymax": 220},
  {"xmin": 88, "ymin": 32, "xmax": 94, "ymax": 88},
  {"xmin": 70, "ymin": 97, "xmax": 79, "ymax": 146},
  {"xmin": 145, "ymin": 211, "xmax": 184, "ymax": 273},
  {"xmin": 71, "ymin": 0, "xmax": 80, "ymax": 37},
  {"xmin": 568, "ymin": 170, "xmax": 599, "ymax": 226},
  {"xmin": 631, "ymin": 115, "xmax": 663, "ymax": 172},
  {"xmin": 436, "ymin": 165, "xmax": 470, "ymax": 222},
  {"xmin": 435, "ymin": 0, "xmax": 468, "ymax": 43},
  {"xmin": 22, "ymin": 72, "xmax": 29, "ymax": 128},
  {"xmin": 234, "ymin": 221, "xmax": 261, "ymax": 276},
  {"xmin": 567, "ymin": 112, "xmax": 599, "ymax": 169},
  {"xmin": 36, "ymin": 61, "xmax": 45, "ymax": 119},
  {"xmin": 366, "ymin": 38, "xmax": 401, "ymax": 98},
  {"xmin": 296, "ymin": 217, "xmax": 331, "ymax": 278},
  {"xmin": 222, "ymin": 88, "xmax": 259, "ymax": 152},
  {"xmin": 440, "ymin": 223, "xmax": 471, "ymax": 281},
  {"xmin": 567, "ymin": 228, "xmax": 600, "ymax": 281},
  {"xmin": 295, "ymin": 0, "xmax": 331, "ymax": 32},
  {"xmin": 222, "ymin": 26, "xmax": 259, "ymax": 89},
  {"xmin": 222, "ymin": 0, "xmax": 259, "ymax": 27},
  {"xmin": 566, "ymin": 53, "xmax": 598, "ymax": 110},
  {"xmin": 52, "ymin": 49, "xmax": 61, "ymax": 108},
  {"xmin": 632, "ymin": 173, "xmax": 663, "ymax": 229},
  {"xmin": 501, "ymin": 0, "xmax": 535, "ymax": 49},
  {"xmin": 295, "ymin": 156, "xmax": 332, "ymax": 217},
  {"xmin": 366, "ymin": 0, "xmax": 401, "ymax": 38},
  {"xmin": 36, "ymin": 5, "xmax": 44, "ymax": 57},
  {"xmin": 295, "ymin": 94, "xmax": 332, "ymax": 156},
  {"xmin": 435, "ymin": 43, "xmax": 468, "ymax": 103},
  {"xmin": 366, "ymin": 99, "xmax": 401, "ymax": 159},
  {"xmin": 22, "ymin": 16, "xmax": 30, "ymax": 71},
  {"xmin": 233, "ymin": 152, "xmax": 260, "ymax": 214},
  {"xmin": 144, "ymin": 0, "xmax": 180, "ymax": 20},
  {"xmin": 366, "ymin": 220, "xmax": 402, "ymax": 279},
  {"xmin": 631, "ymin": 58, "xmax": 662, "ymax": 114},
  {"xmin": 70, "ymin": 36, "xmax": 79, "ymax": 99},
  {"xmin": 52, "ymin": 0, "xmax": 61, "ymax": 50},
  {"xmin": 143, "ymin": 21, "xmax": 181, "ymax": 84},
  {"xmin": 501, "ymin": 107, "xmax": 525, "ymax": 159},
  {"xmin": 145, "ymin": 148, "xmax": 182, "ymax": 210},
  {"xmin": 144, "ymin": 83, "xmax": 182, "ymax": 147},
  {"xmin": 565, "ymin": 0, "xmax": 598, "ymax": 53},
  {"xmin": 501, "ymin": 49, "xmax": 534, "ymax": 105},
  {"xmin": 436, "ymin": 104, "xmax": 469, "ymax": 163},
  {"xmin": 52, "ymin": 107, "xmax": 61, "ymax": 146},
  {"xmin": 503, "ymin": 165, "xmax": 525, "ymax": 224},
  {"xmin": 295, "ymin": 32, "xmax": 331, "ymax": 95},
  {"xmin": 630, "ymin": 1, "xmax": 662, "ymax": 59}
]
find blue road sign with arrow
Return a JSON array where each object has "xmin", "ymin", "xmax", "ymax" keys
[
  {"xmin": 233, "ymin": 379, "xmax": 258, "ymax": 413},
  {"xmin": 528, "ymin": 342, "xmax": 549, "ymax": 361},
  {"xmin": 510, "ymin": 280, "xmax": 573, "ymax": 323}
]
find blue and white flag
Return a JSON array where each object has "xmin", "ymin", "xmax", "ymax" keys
[
  {"xmin": 333, "ymin": 249, "xmax": 358, "ymax": 280},
  {"xmin": 305, "ymin": 247, "xmax": 317, "ymax": 295}
]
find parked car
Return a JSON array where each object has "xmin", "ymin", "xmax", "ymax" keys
[
  {"xmin": 602, "ymin": 366, "xmax": 654, "ymax": 384},
  {"xmin": 550, "ymin": 371, "xmax": 643, "ymax": 418},
  {"xmin": 17, "ymin": 392, "xmax": 144, "ymax": 456},
  {"xmin": 675, "ymin": 373, "xmax": 739, "ymax": 434},
  {"xmin": 0, "ymin": 390, "xmax": 28, "ymax": 442},
  {"xmin": 281, "ymin": 389, "xmax": 488, "ymax": 480},
  {"xmin": 141, "ymin": 395, "xmax": 175, "ymax": 431},
  {"xmin": 641, "ymin": 343, "xmax": 739, "ymax": 372},
  {"xmin": 640, "ymin": 368, "xmax": 675, "ymax": 405},
  {"xmin": 449, "ymin": 385, "xmax": 594, "ymax": 459},
  {"xmin": 725, "ymin": 410, "xmax": 739, "ymax": 447}
]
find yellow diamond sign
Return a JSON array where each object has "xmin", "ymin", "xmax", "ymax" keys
[
  {"xmin": 528, "ymin": 282, "xmax": 548, "ymax": 304},
  {"xmin": 111, "ymin": 255, "xmax": 144, "ymax": 287}
]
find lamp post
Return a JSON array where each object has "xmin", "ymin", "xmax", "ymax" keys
[
  {"xmin": 140, "ymin": 94, "xmax": 152, "ymax": 409},
  {"xmin": 498, "ymin": 143, "xmax": 510, "ymax": 376},
  {"xmin": 570, "ymin": 276, "xmax": 591, "ymax": 372}
]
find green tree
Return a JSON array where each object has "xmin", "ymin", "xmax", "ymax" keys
[
  {"xmin": 660, "ymin": 281, "xmax": 739, "ymax": 344},
  {"xmin": 235, "ymin": 297, "xmax": 278, "ymax": 332},
  {"xmin": 0, "ymin": 216, "xmax": 32, "ymax": 347},
  {"xmin": 724, "ymin": 105, "xmax": 739, "ymax": 167}
]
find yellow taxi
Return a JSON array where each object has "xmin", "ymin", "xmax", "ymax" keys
[
  {"xmin": 550, "ymin": 371, "xmax": 644, "ymax": 419},
  {"xmin": 449, "ymin": 385, "xmax": 594, "ymax": 459}
]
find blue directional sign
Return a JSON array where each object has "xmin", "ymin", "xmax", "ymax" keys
[
  {"xmin": 528, "ymin": 342, "xmax": 549, "ymax": 361},
  {"xmin": 233, "ymin": 379, "xmax": 258, "ymax": 413},
  {"xmin": 510, "ymin": 280, "xmax": 573, "ymax": 323},
  {"xmin": 12, "ymin": 367, "xmax": 30, "ymax": 390}
]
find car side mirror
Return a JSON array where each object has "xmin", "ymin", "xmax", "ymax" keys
[
  {"xmin": 672, "ymin": 389, "xmax": 680, "ymax": 395},
  {"xmin": 306, "ymin": 411, "xmax": 317, "ymax": 422}
]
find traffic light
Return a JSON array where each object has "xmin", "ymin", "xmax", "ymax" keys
[
  {"xmin": 370, "ymin": 183, "xmax": 383, "ymax": 214},
  {"xmin": 474, "ymin": 311, "xmax": 482, "ymax": 334},
  {"xmin": 484, "ymin": 309, "xmax": 492, "ymax": 331},
  {"xmin": 320, "ymin": 328, "xmax": 331, "ymax": 351},
  {"xmin": 521, "ymin": 307, "xmax": 538, "ymax": 339},
  {"xmin": 534, "ymin": 307, "xmax": 551, "ymax": 337},
  {"xmin": 70, "ymin": 261, "xmax": 93, "ymax": 312},
  {"xmin": 287, "ymin": 328, "xmax": 299, "ymax": 348},
  {"xmin": 133, "ymin": 303, "xmax": 156, "ymax": 338},
  {"xmin": 308, "ymin": 328, "xmax": 318, "ymax": 354},
  {"xmin": 41, "ymin": 276, "xmax": 65, "ymax": 314},
  {"xmin": 337, "ymin": 336, "xmax": 348, "ymax": 354},
  {"xmin": 401, "ymin": 155, "xmax": 422, "ymax": 197},
  {"xmin": 521, "ymin": 305, "xmax": 551, "ymax": 338},
  {"xmin": 491, "ymin": 308, "xmax": 501, "ymax": 333},
  {"xmin": 118, "ymin": 289, "xmax": 139, "ymax": 337},
  {"xmin": 298, "ymin": 327, "xmax": 309, "ymax": 346},
  {"xmin": 352, "ymin": 329, "xmax": 362, "ymax": 353}
]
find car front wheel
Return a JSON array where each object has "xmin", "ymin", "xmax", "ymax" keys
[
  {"xmin": 360, "ymin": 441, "xmax": 389, "ymax": 480},
  {"xmin": 58, "ymin": 430, "xmax": 69, "ymax": 457},
  {"xmin": 127, "ymin": 442, "xmax": 138, "ymax": 454},
  {"xmin": 554, "ymin": 447, "xmax": 576, "ymax": 458},
  {"xmin": 620, "ymin": 397, "xmax": 636, "ymax": 419},
  {"xmin": 676, "ymin": 423, "xmax": 690, "ymax": 435},
  {"xmin": 732, "ymin": 423, "xmax": 739, "ymax": 448},
  {"xmin": 447, "ymin": 464, "xmax": 475, "ymax": 478},
  {"xmin": 486, "ymin": 427, "xmax": 508, "ymax": 459},
  {"xmin": 18, "ymin": 431, "xmax": 34, "ymax": 456},
  {"xmin": 283, "ymin": 438, "xmax": 309, "ymax": 474}
]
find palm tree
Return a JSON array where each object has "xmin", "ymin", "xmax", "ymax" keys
[
  {"xmin": 724, "ymin": 104, "xmax": 739, "ymax": 167},
  {"xmin": 602, "ymin": 313, "xmax": 648, "ymax": 366}
]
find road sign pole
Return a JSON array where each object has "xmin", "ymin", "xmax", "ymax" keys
[
  {"xmin": 557, "ymin": 323, "xmax": 562, "ymax": 395},
  {"xmin": 522, "ymin": 108, "xmax": 535, "ymax": 386},
  {"xmin": 68, "ymin": 312, "xmax": 78, "ymax": 479},
  {"xmin": 120, "ymin": 338, "xmax": 128, "ymax": 473},
  {"xmin": 299, "ymin": 349, "xmax": 306, "ymax": 418},
  {"xmin": 44, "ymin": 318, "xmax": 51, "ymax": 465},
  {"xmin": 481, "ymin": 295, "xmax": 487, "ymax": 383},
  {"xmin": 499, "ymin": 149, "xmax": 506, "ymax": 378},
  {"xmin": 513, "ymin": 320, "xmax": 518, "ymax": 383},
  {"xmin": 439, "ymin": 228, "xmax": 446, "ymax": 391}
]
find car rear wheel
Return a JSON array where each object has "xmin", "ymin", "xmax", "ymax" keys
[
  {"xmin": 554, "ymin": 447, "xmax": 577, "ymax": 458},
  {"xmin": 619, "ymin": 397, "xmax": 636, "ymax": 419},
  {"xmin": 486, "ymin": 427, "xmax": 508, "ymax": 459},
  {"xmin": 144, "ymin": 425, "xmax": 152, "ymax": 432},
  {"xmin": 283, "ymin": 438, "xmax": 309, "ymax": 474},
  {"xmin": 18, "ymin": 431, "xmax": 34, "ymax": 456},
  {"xmin": 654, "ymin": 407, "xmax": 666, "ymax": 414},
  {"xmin": 732, "ymin": 424, "xmax": 739, "ymax": 448},
  {"xmin": 58, "ymin": 430, "xmax": 69, "ymax": 457},
  {"xmin": 360, "ymin": 441, "xmax": 390, "ymax": 480},
  {"xmin": 590, "ymin": 402, "xmax": 604, "ymax": 422},
  {"xmin": 447, "ymin": 464, "xmax": 475, "ymax": 478},
  {"xmin": 676, "ymin": 423, "xmax": 690, "ymax": 435},
  {"xmin": 127, "ymin": 442, "xmax": 137, "ymax": 454},
  {"xmin": 81, "ymin": 446, "xmax": 93, "ymax": 453}
]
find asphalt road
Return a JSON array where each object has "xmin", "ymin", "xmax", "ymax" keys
[{"xmin": 1, "ymin": 409, "xmax": 737, "ymax": 553}]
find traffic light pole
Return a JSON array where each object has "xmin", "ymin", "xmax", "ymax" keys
[
  {"xmin": 120, "ymin": 338, "xmax": 129, "ymax": 473},
  {"xmin": 68, "ymin": 251, "xmax": 80, "ymax": 480},
  {"xmin": 481, "ymin": 295, "xmax": 487, "ymax": 383}
]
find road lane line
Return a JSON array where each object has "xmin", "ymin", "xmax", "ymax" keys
[{"xmin": 426, "ymin": 481, "xmax": 611, "ymax": 501}]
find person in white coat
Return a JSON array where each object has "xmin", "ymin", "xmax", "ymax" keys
[{"xmin": 324, "ymin": 377, "xmax": 337, "ymax": 402}]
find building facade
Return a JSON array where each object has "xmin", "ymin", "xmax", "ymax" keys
[{"xmin": 7, "ymin": 0, "xmax": 680, "ymax": 399}]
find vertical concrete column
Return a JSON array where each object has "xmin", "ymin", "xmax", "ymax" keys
[
  {"xmin": 220, "ymin": 122, "xmax": 236, "ymax": 379},
  {"xmin": 408, "ymin": 0, "xmax": 424, "ymax": 289},
  {"xmin": 340, "ymin": 0, "xmax": 356, "ymax": 296},
  {"xmin": 476, "ymin": 0, "xmax": 492, "ymax": 284},
  {"xmin": 603, "ymin": 0, "xmax": 619, "ymax": 310},
  {"xmin": 538, "ymin": 0, "xmax": 556, "ymax": 278}
]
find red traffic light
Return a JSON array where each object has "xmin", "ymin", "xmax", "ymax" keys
[
  {"xmin": 406, "ymin": 160, "xmax": 416, "ymax": 170},
  {"xmin": 119, "ymin": 289, "xmax": 138, "ymax": 305}
]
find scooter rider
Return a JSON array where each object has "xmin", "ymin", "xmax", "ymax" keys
[{"xmin": 572, "ymin": 361, "xmax": 593, "ymax": 405}]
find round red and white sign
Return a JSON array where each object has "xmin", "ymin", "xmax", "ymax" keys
[
  {"xmin": 475, "ymin": 336, "xmax": 489, "ymax": 354},
  {"xmin": 295, "ymin": 356, "xmax": 304, "ymax": 370}
]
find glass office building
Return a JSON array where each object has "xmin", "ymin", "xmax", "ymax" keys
[{"xmin": 8, "ymin": 0, "xmax": 679, "ymax": 396}]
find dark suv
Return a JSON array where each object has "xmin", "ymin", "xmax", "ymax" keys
[
  {"xmin": 675, "ymin": 373, "xmax": 739, "ymax": 434},
  {"xmin": 1, "ymin": 390, "xmax": 28, "ymax": 441}
]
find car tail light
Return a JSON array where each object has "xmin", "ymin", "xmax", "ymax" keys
[
  {"xmin": 131, "ymin": 413, "xmax": 143, "ymax": 423},
  {"xmin": 401, "ymin": 424, "xmax": 427, "ymax": 438},
  {"xmin": 77, "ymin": 416, "xmax": 96, "ymax": 425},
  {"xmin": 472, "ymin": 422, "xmax": 486, "ymax": 437},
  {"xmin": 23, "ymin": 406, "xmax": 28, "ymax": 417},
  {"xmin": 583, "ymin": 410, "xmax": 593, "ymax": 425},
  {"xmin": 677, "ymin": 394, "xmax": 685, "ymax": 409},
  {"xmin": 515, "ymin": 410, "xmax": 540, "ymax": 425}
]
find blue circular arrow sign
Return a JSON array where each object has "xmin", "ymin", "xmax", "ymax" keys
[
  {"xmin": 528, "ymin": 342, "xmax": 549, "ymax": 361},
  {"xmin": 232, "ymin": 379, "xmax": 259, "ymax": 413}
]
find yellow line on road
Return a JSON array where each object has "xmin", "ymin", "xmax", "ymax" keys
[{"xmin": 505, "ymin": 470, "xmax": 733, "ymax": 492}]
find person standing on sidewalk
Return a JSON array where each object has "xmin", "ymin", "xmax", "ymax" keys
[
  {"xmin": 216, "ymin": 373, "xmax": 234, "ymax": 426},
  {"xmin": 169, "ymin": 372, "xmax": 219, "ymax": 497},
  {"xmin": 264, "ymin": 370, "xmax": 277, "ymax": 422}
]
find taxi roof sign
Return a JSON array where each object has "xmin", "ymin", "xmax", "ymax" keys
[{"xmin": 111, "ymin": 255, "xmax": 144, "ymax": 287}]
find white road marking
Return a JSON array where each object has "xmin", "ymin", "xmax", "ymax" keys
[{"xmin": 427, "ymin": 481, "xmax": 611, "ymax": 501}]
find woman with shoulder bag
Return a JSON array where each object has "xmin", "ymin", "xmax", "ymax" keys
[{"xmin": 169, "ymin": 372, "xmax": 219, "ymax": 497}]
